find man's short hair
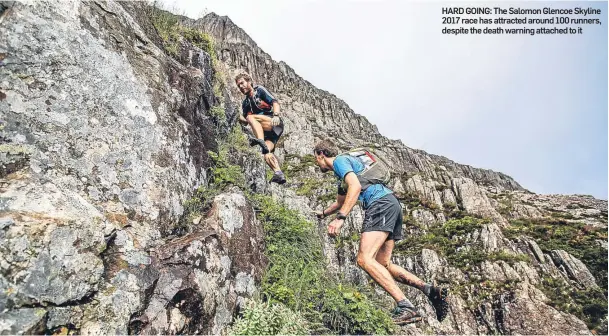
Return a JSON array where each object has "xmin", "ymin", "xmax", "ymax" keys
[
  {"xmin": 314, "ymin": 139, "xmax": 339, "ymax": 157},
  {"xmin": 235, "ymin": 72, "xmax": 253, "ymax": 83}
]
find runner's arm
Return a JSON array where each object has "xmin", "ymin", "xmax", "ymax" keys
[
  {"xmin": 320, "ymin": 194, "xmax": 345, "ymax": 217},
  {"xmin": 338, "ymin": 172, "xmax": 361, "ymax": 217},
  {"xmin": 272, "ymin": 101, "xmax": 281, "ymax": 116}
]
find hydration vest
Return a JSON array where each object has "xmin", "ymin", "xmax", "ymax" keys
[{"xmin": 340, "ymin": 147, "xmax": 391, "ymax": 190}]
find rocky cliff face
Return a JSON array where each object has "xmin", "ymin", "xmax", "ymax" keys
[
  {"xmin": 0, "ymin": 1, "xmax": 266, "ymax": 334},
  {"xmin": 0, "ymin": 1, "xmax": 606, "ymax": 335}
]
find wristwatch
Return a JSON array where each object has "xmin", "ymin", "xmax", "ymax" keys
[{"xmin": 337, "ymin": 212, "xmax": 347, "ymax": 220}]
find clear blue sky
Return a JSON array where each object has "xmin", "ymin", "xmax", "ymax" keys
[{"xmin": 160, "ymin": 0, "xmax": 608, "ymax": 200}]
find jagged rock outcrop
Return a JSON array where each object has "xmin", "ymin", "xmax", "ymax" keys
[
  {"xmin": 0, "ymin": 1, "xmax": 266, "ymax": 334},
  {"xmin": 501, "ymin": 191, "xmax": 608, "ymax": 228},
  {"xmin": 550, "ymin": 250, "xmax": 598, "ymax": 290},
  {"xmin": 393, "ymin": 250, "xmax": 593, "ymax": 336},
  {"xmin": 452, "ymin": 177, "xmax": 509, "ymax": 227}
]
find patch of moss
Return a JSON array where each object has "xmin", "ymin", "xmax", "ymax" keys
[
  {"xmin": 147, "ymin": 5, "xmax": 181, "ymax": 56},
  {"xmin": 443, "ymin": 206, "xmax": 468, "ymax": 220},
  {"xmin": 487, "ymin": 193, "xmax": 499, "ymax": 200},
  {"xmin": 335, "ymin": 231, "xmax": 360, "ymax": 249},
  {"xmin": 180, "ymin": 27, "xmax": 215, "ymax": 57},
  {"xmin": 449, "ymin": 248, "xmax": 530, "ymax": 272},
  {"xmin": 317, "ymin": 192, "xmax": 336, "ymax": 203},
  {"xmin": 397, "ymin": 191, "xmax": 422, "ymax": 210},
  {"xmin": 548, "ymin": 209, "xmax": 576, "ymax": 220},
  {"xmin": 420, "ymin": 198, "xmax": 440, "ymax": 211},
  {"xmin": 177, "ymin": 130, "xmax": 247, "ymax": 234},
  {"xmin": 538, "ymin": 277, "xmax": 608, "ymax": 334},
  {"xmin": 434, "ymin": 184, "xmax": 450, "ymax": 191},
  {"xmin": 282, "ymin": 154, "xmax": 316, "ymax": 178},
  {"xmin": 226, "ymin": 125, "xmax": 251, "ymax": 153},
  {"xmin": 394, "ymin": 216, "xmax": 526, "ymax": 272},
  {"xmin": 497, "ymin": 198, "xmax": 514, "ymax": 215},
  {"xmin": 213, "ymin": 79, "xmax": 223, "ymax": 101},
  {"xmin": 209, "ymin": 105, "xmax": 226, "ymax": 123},
  {"xmin": 148, "ymin": 4, "xmax": 219, "ymax": 64},
  {"xmin": 295, "ymin": 178, "xmax": 327, "ymax": 197},
  {"xmin": 460, "ymin": 278, "xmax": 522, "ymax": 309}
]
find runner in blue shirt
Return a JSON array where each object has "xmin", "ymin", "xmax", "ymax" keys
[{"xmin": 312, "ymin": 139, "xmax": 449, "ymax": 325}]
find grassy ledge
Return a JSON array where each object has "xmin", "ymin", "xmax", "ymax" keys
[{"xmin": 181, "ymin": 128, "xmax": 396, "ymax": 335}]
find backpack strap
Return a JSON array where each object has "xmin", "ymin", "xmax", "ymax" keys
[
  {"xmin": 338, "ymin": 150, "xmax": 374, "ymax": 190},
  {"xmin": 341, "ymin": 148, "xmax": 390, "ymax": 191},
  {"xmin": 247, "ymin": 88, "xmax": 274, "ymax": 116}
]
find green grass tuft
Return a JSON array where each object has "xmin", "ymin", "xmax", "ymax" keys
[{"xmin": 249, "ymin": 193, "xmax": 397, "ymax": 335}]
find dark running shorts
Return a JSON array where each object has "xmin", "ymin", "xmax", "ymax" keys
[
  {"xmin": 362, "ymin": 193, "xmax": 404, "ymax": 241},
  {"xmin": 263, "ymin": 117, "xmax": 284, "ymax": 146}
]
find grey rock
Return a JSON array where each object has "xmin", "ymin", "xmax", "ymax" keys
[
  {"xmin": 215, "ymin": 192, "xmax": 246, "ymax": 236},
  {"xmin": 512, "ymin": 261, "xmax": 541, "ymax": 285},
  {"xmin": 405, "ymin": 175, "xmax": 444, "ymax": 210},
  {"xmin": 452, "ymin": 177, "xmax": 509, "ymax": 226},
  {"xmin": 0, "ymin": 0, "xmax": 263, "ymax": 334},
  {"xmin": 0, "ymin": 177, "xmax": 107, "ymax": 312},
  {"xmin": 235, "ymin": 272, "xmax": 256, "ymax": 296},
  {"xmin": 507, "ymin": 191, "xmax": 608, "ymax": 228},
  {"xmin": 551, "ymin": 250, "xmax": 598, "ymax": 289},
  {"xmin": 1, "ymin": 0, "xmax": 220, "ymax": 231},
  {"xmin": 411, "ymin": 208, "xmax": 440, "ymax": 229},
  {"xmin": 393, "ymin": 178, "xmax": 406, "ymax": 194},
  {"xmin": 0, "ymin": 217, "xmax": 13, "ymax": 230},
  {"xmin": 441, "ymin": 188, "xmax": 458, "ymax": 207},
  {"xmin": 0, "ymin": 308, "xmax": 47, "ymax": 335},
  {"xmin": 527, "ymin": 238, "xmax": 546, "ymax": 263},
  {"xmin": 21, "ymin": 225, "xmax": 104, "ymax": 303},
  {"xmin": 478, "ymin": 223, "xmax": 508, "ymax": 252},
  {"xmin": 80, "ymin": 190, "xmax": 267, "ymax": 335},
  {"xmin": 46, "ymin": 306, "xmax": 84, "ymax": 331}
]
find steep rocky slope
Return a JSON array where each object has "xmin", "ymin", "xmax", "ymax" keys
[
  {"xmin": 0, "ymin": 1, "xmax": 606, "ymax": 335},
  {"xmin": 190, "ymin": 11, "xmax": 608, "ymax": 336}
]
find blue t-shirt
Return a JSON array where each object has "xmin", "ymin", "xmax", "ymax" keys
[
  {"xmin": 333, "ymin": 154, "xmax": 392, "ymax": 209},
  {"xmin": 242, "ymin": 85, "xmax": 277, "ymax": 117}
]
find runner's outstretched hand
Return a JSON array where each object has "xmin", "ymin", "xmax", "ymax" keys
[
  {"xmin": 271, "ymin": 116, "xmax": 281, "ymax": 127},
  {"xmin": 327, "ymin": 218, "xmax": 344, "ymax": 238}
]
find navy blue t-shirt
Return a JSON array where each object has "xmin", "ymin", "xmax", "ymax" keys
[
  {"xmin": 242, "ymin": 85, "xmax": 277, "ymax": 117},
  {"xmin": 333, "ymin": 154, "xmax": 392, "ymax": 209}
]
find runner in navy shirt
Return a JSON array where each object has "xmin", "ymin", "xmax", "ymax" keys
[{"xmin": 235, "ymin": 72, "xmax": 286, "ymax": 184}]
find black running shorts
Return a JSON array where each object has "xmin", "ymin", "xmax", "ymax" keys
[
  {"xmin": 264, "ymin": 117, "xmax": 284, "ymax": 147},
  {"xmin": 362, "ymin": 193, "xmax": 404, "ymax": 241}
]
